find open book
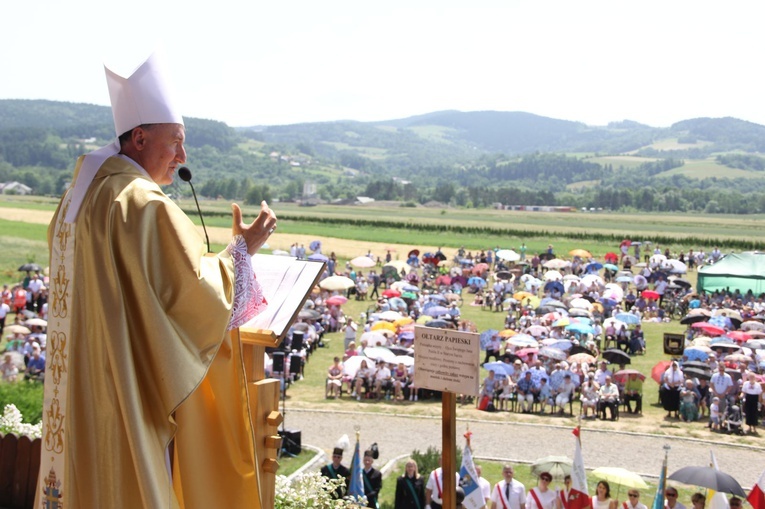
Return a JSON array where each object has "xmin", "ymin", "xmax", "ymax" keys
[{"xmin": 240, "ymin": 254, "xmax": 326, "ymax": 339}]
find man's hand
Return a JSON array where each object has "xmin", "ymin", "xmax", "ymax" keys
[{"xmin": 232, "ymin": 201, "xmax": 277, "ymax": 256}]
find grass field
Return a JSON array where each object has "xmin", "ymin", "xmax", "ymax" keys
[{"xmin": 656, "ymin": 160, "xmax": 760, "ymax": 180}]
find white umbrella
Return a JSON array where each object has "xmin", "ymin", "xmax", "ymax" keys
[
  {"xmin": 544, "ymin": 270, "xmax": 563, "ymax": 281},
  {"xmin": 741, "ymin": 321, "xmax": 765, "ymax": 331},
  {"xmin": 569, "ymin": 298, "xmax": 593, "ymax": 310},
  {"xmin": 496, "ymin": 249, "xmax": 520, "ymax": 262},
  {"xmin": 663, "ymin": 259, "xmax": 687, "ymax": 274},
  {"xmin": 25, "ymin": 318, "xmax": 48, "ymax": 327},
  {"xmin": 378, "ymin": 310, "xmax": 404, "ymax": 321},
  {"xmin": 360, "ymin": 331, "xmax": 389, "ymax": 346},
  {"xmin": 544, "ymin": 259, "xmax": 570, "ymax": 270},
  {"xmin": 563, "ymin": 274, "xmax": 581, "ymax": 282},
  {"xmin": 603, "ymin": 283, "xmax": 624, "ymax": 302},
  {"xmin": 603, "ymin": 318, "xmax": 628, "ymax": 331},
  {"xmin": 342, "ymin": 356, "xmax": 376, "ymax": 379},
  {"xmin": 394, "ymin": 355, "xmax": 415, "ymax": 367},
  {"xmin": 364, "ymin": 347, "xmax": 397, "ymax": 364},
  {"xmin": 350, "ymin": 256, "xmax": 376, "ymax": 268},
  {"xmin": 580, "ymin": 274, "xmax": 604, "ymax": 287},
  {"xmin": 649, "ymin": 254, "xmax": 667, "ymax": 266},
  {"xmin": 319, "ymin": 275, "xmax": 355, "ymax": 291}
]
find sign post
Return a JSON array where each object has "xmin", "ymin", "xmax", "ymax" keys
[{"xmin": 414, "ymin": 326, "xmax": 480, "ymax": 509}]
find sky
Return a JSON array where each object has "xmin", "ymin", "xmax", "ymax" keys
[{"xmin": 2, "ymin": 1, "xmax": 764, "ymax": 128}]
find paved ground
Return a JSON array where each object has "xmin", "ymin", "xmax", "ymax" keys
[{"xmin": 289, "ymin": 408, "xmax": 763, "ymax": 489}]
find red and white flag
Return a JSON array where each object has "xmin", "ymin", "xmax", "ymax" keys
[
  {"xmin": 572, "ymin": 426, "xmax": 589, "ymax": 495},
  {"xmin": 748, "ymin": 469, "xmax": 765, "ymax": 509}
]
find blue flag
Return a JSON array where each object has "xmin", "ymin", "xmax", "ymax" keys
[
  {"xmin": 460, "ymin": 444, "xmax": 485, "ymax": 509},
  {"xmin": 652, "ymin": 454, "xmax": 667, "ymax": 509},
  {"xmin": 348, "ymin": 437, "xmax": 366, "ymax": 504}
]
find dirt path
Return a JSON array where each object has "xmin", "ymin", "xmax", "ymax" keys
[{"xmin": 289, "ymin": 408, "xmax": 763, "ymax": 489}]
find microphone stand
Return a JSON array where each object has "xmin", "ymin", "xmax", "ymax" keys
[{"xmin": 178, "ymin": 166, "xmax": 211, "ymax": 253}]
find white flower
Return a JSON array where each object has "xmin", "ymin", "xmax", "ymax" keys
[{"xmin": 0, "ymin": 404, "xmax": 42, "ymax": 439}]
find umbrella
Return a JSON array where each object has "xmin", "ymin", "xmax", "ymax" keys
[
  {"xmin": 483, "ymin": 361, "xmax": 514, "ymax": 377},
  {"xmin": 4, "ymin": 324, "xmax": 31, "ymax": 335},
  {"xmin": 538, "ymin": 347, "xmax": 567, "ymax": 361},
  {"xmin": 378, "ymin": 310, "xmax": 404, "ymax": 321},
  {"xmin": 565, "ymin": 323, "xmax": 594, "ymax": 335},
  {"xmin": 495, "ymin": 270, "xmax": 514, "ymax": 281},
  {"xmin": 515, "ymin": 347, "xmax": 539, "ymax": 359},
  {"xmin": 472, "ymin": 263, "xmax": 490, "ymax": 275},
  {"xmin": 479, "ymin": 329, "xmax": 500, "ymax": 350},
  {"xmin": 552, "ymin": 317, "xmax": 571, "ymax": 328},
  {"xmin": 601, "ymin": 349, "xmax": 631, "ymax": 365},
  {"xmin": 651, "ymin": 361, "xmax": 672, "ymax": 384},
  {"xmin": 341, "ymin": 356, "xmax": 376, "ymax": 379},
  {"xmin": 394, "ymin": 317, "xmax": 414, "ymax": 327},
  {"xmin": 394, "ymin": 355, "xmax": 415, "ymax": 367},
  {"xmin": 544, "ymin": 270, "xmax": 563, "ymax": 281},
  {"xmin": 544, "ymin": 281, "xmax": 564, "ymax": 294},
  {"xmin": 604, "ymin": 252, "xmax": 619, "ymax": 263},
  {"xmin": 383, "ymin": 260, "xmax": 411, "ymax": 273},
  {"xmin": 544, "ymin": 259, "xmax": 570, "ymax": 270},
  {"xmin": 663, "ymin": 259, "xmax": 687, "ymax": 274},
  {"xmin": 507, "ymin": 335, "xmax": 538, "ymax": 347},
  {"xmin": 613, "ymin": 369, "xmax": 645, "ymax": 384},
  {"xmin": 496, "ymin": 249, "xmax": 520, "ymax": 262},
  {"xmin": 320, "ymin": 275, "xmax": 355, "ymax": 291},
  {"xmin": 614, "ymin": 313, "xmax": 640, "ymax": 326},
  {"xmin": 681, "ymin": 314, "xmax": 711, "ymax": 325},
  {"xmin": 309, "ymin": 240, "xmax": 322, "ymax": 252},
  {"xmin": 530, "ymin": 456, "xmax": 572, "ymax": 479},
  {"xmin": 691, "ymin": 322, "xmax": 726, "ymax": 336},
  {"xmin": 526, "ymin": 325, "xmax": 549, "ymax": 337},
  {"xmin": 641, "ymin": 290, "xmax": 660, "ymax": 300},
  {"xmin": 668, "ymin": 466, "xmax": 746, "ymax": 497},
  {"xmin": 271, "ymin": 249, "xmax": 290, "ymax": 256},
  {"xmin": 308, "ymin": 253, "xmax": 329, "ymax": 262},
  {"xmin": 549, "ymin": 370, "xmax": 581, "ymax": 390},
  {"xmin": 326, "ymin": 295, "xmax": 348, "ymax": 306},
  {"xmin": 568, "ymin": 308, "xmax": 592, "ymax": 318},
  {"xmin": 383, "ymin": 289, "xmax": 401, "ymax": 298},
  {"xmin": 592, "ymin": 467, "xmax": 648, "ymax": 492},
  {"xmin": 424, "ymin": 305, "xmax": 450, "ymax": 317},
  {"xmin": 407, "ymin": 249, "xmax": 420, "ymax": 258},
  {"xmin": 683, "ymin": 367, "xmax": 713, "ymax": 381},
  {"xmin": 615, "ymin": 275, "xmax": 633, "ymax": 283},
  {"xmin": 401, "ymin": 292, "xmax": 417, "ymax": 300},
  {"xmin": 569, "ymin": 298, "xmax": 592, "ymax": 310},
  {"xmin": 683, "ymin": 347, "xmax": 710, "ymax": 362},
  {"xmin": 350, "ymin": 256, "xmax": 376, "ymax": 268},
  {"xmin": 18, "ymin": 263, "xmax": 42, "ymax": 272},
  {"xmin": 298, "ymin": 309, "xmax": 320, "ymax": 320},
  {"xmin": 435, "ymin": 275, "xmax": 452, "ymax": 286},
  {"xmin": 371, "ymin": 321, "xmax": 396, "ymax": 332},
  {"xmin": 567, "ymin": 353, "xmax": 596, "ymax": 365},
  {"xmin": 603, "ymin": 263, "xmax": 620, "ymax": 272},
  {"xmin": 499, "ymin": 329, "xmax": 518, "ymax": 338},
  {"xmin": 569, "ymin": 249, "xmax": 592, "ymax": 259},
  {"xmin": 568, "ymin": 345, "xmax": 591, "ymax": 356},
  {"xmin": 360, "ymin": 331, "xmax": 390, "ymax": 346},
  {"xmin": 467, "ymin": 277, "xmax": 487, "ymax": 287},
  {"xmin": 424, "ymin": 319, "xmax": 452, "ymax": 329},
  {"xmin": 364, "ymin": 347, "xmax": 397, "ymax": 364},
  {"xmin": 725, "ymin": 331, "xmax": 752, "ymax": 344}
]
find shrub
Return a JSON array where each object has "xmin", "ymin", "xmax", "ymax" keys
[{"xmin": 0, "ymin": 379, "xmax": 44, "ymax": 424}]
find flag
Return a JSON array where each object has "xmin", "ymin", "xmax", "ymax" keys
[
  {"xmin": 572, "ymin": 426, "xmax": 588, "ymax": 495},
  {"xmin": 748, "ymin": 468, "xmax": 765, "ymax": 509},
  {"xmin": 709, "ymin": 451, "xmax": 730, "ymax": 509},
  {"xmin": 651, "ymin": 452, "xmax": 667, "ymax": 509},
  {"xmin": 459, "ymin": 443, "xmax": 485, "ymax": 509},
  {"xmin": 348, "ymin": 435, "xmax": 366, "ymax": 504}
]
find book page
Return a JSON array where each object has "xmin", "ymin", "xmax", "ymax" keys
[{"xmin": 242, "ymin": 254, "xmax": 325, "ymax": 337}]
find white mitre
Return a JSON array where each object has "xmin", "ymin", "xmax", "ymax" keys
[{"xmin": 64, "ymin": 50, "xmax": 184, "ymax": 223}]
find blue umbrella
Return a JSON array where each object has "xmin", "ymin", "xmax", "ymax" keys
[
  {"xmin": 425, "ymin": 319, "xmax": 451, "ymax": 329},
  {"xmin": 428, "ymin": 294, "xmax": 448, "ymax": 303},
  {"xmin": 480, "ymin": 329, "xmax": 499, "ymax": 350},
  {"xmin": 424, "ymin": 305, "xmax": 450, "ymax": 317},
  {"xmin": 615, "ymin": 275, "xmax": 633, "ymax": 283},
  {"xmin": 388, "ymin": 297, "xmax": 407, "ymax": 310},
  {"xmin": 549, "ymin": 370, "xmax": 581, "ymax": 390},
  {"xmin": 683, "ymin": 347, "xmax": 710, "ymax": 362},
  {"xmin": 614, "ymin": 313, "xmax": 640, "ymax": 325},
  {"xmin": 599, "ymin": 297, "xmax": 618, "ymax": 308},
  {"xmin": 308, "ymin": 253, "xmax": 328, "ymax": 262},
  {"xmin": 604, "ymin": 263, "xmax": 619, "ymax": 272},
  {"xmin": 309, "ymin": 240, "xmax": 322, "ymax": 252},
  {"xmin": 566, "ymin": 323, "xmax": 594, "ymax": 335},
  {"xmin": 549, "ymin": 339, "xmax": 573, "ymax": 351},
  {"xmin": 402, "ymin": 284, "xmax": 420, "ymax": 292},
  {"xmin": 484, "ymin": 361, "xmax": 513, "ymax": 378},
  {"xmin": 544, "ymin": 281, "xmax": 564, "ymax": 294},
  {"xmin": 468, "ymin": 276, "xmax": 487, "ymax": 287},
  {"xmin": 585, "ymin": 262, "xmax": 603, "ymax": 273}
]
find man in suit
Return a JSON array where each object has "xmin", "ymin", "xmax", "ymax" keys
[
  {"xmin": 321, "ymin": 447, "xmax": 351, "ymax": 499},
  {"xmin": 362, "ymin": 449, "xmax": 383, "ymax": 508}
]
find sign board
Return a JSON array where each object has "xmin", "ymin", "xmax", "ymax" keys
[
  {"xmin": 663, "ymin": 333, "xmax": 685, "ymax": 355},
  {"xmin": 414, "ymin": 325, "xmax": 480, "ymax": 396}
]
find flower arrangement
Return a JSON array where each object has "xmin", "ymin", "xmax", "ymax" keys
[
  {"xmin": 0, "ymin": 403, "xmax": 42, "ymax": 439},
  {"xmin": 275, "ymin": 471, "xmax": 362, "ymax": 508}
]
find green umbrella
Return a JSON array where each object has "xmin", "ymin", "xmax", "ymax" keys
[{"xmin": 530, "ymin": 456, "xmax": 572, "ymax": 480}]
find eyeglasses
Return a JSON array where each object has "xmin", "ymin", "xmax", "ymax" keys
[
  {"xmin": 666, "ymin": 494, "xmax": 677, "ymax": 498},
  {"xmin": 629, "ymin": 494, "xmax": 639, "ymax": 498},
  {"xmin": 541, "ymin": 478, "xmax": 552, "ymax": 482}
]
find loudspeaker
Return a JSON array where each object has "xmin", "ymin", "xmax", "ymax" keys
[
  {"xmin": 289, "ymin": 354, "xmax": 302, "ymax": 375},
  {"xmin": 663, "ymin": 333, "xmax": 685, "ymax": 356},
  {"xmin": 291, "ymin": 331, "xmax": 305, "ymax": 352},
  {"xmin": 272, "ymin": 351, "xmax": 285, "ymax": 373},
  {"xmin": 279, "ymin": 429, "xmax": 302, "ymax": 455}
]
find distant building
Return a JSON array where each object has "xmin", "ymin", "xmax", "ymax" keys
[{"xmin": 0, "ymin": 182, "xmax": 33, "ymax": 195}]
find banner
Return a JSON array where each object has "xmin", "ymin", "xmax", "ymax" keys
[{"xmin": 459, "ymin": 443, "xmax": 485, "ymax": 509}]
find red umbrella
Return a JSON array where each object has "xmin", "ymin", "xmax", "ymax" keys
[
  {"xmin": 472, "ymin": 263, "xmax": 489, "ymax": 275},
  {"xmin": 326, "ymin": 295, "xmax": 348, "ymax": 306},
  {"xmin": 516, "ymin": 347, "xmax": 539, "ymax": 359},
  {"xmin": 651, "ymin": 360, "xmax": 672, "ymax": 384},
  {"xmin": 620, "ymin": 239, "xmax": 632, "ymax": 247},
  {"xmin": 382, "ymin": 289, "xmax": 401, "ymax": 298},
  {"xmin": 613, "ymin": 369, "xmax": 646, "ymax": 384},
  {"xmin": 435, "ymin": 275, "xmax": 452, "ymax": 286},
  {"xmin": 408, "ymin": 249, "xmax": 420, "ymax": 258},
  {"xmin": 691, "ymin": 322, "xmax": 726, "ymax": 336},
  {"xmin": 725, "ymin": 331, "xmax": 752, "ymax": 344},
  {"xmin": 641, "ymin": 290, "xmax": 660, "ymax": 300},
  {"xmin": 604, "ymin": 252, "xmax": 619, "ymax": 263}
]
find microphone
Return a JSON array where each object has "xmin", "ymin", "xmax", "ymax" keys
[{"xmin": 178, "ymin": 166, "xmax": 211, "ymax": 253}]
